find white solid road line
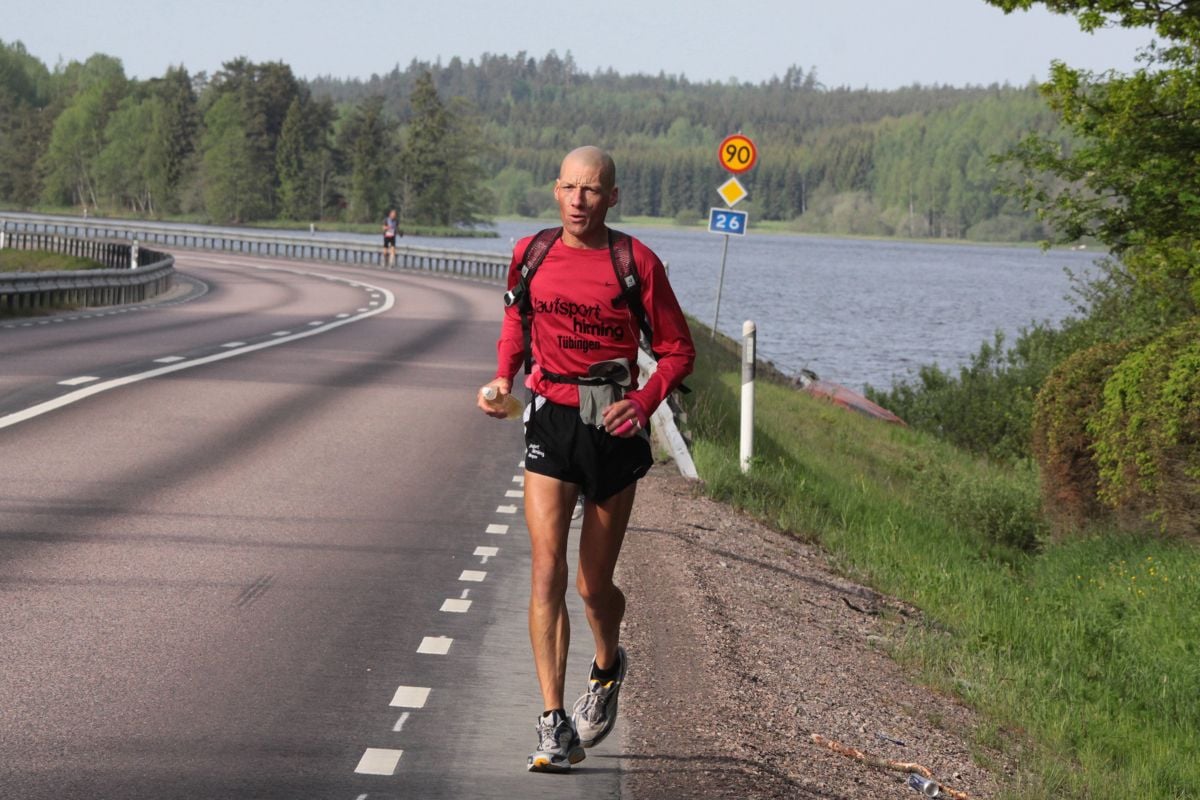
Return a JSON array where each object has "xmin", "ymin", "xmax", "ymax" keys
[{"xmin": 0, "ymin": 267, "xmax": 395, "ymax": 431}]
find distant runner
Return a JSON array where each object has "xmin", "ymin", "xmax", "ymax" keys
[
  {"xmin": 478, "ymin": 146, "xmax": 695, "ymax": 772},
  {"xmin": 382, "ymin": 209, "xmax": 399, "ymax": 267}
]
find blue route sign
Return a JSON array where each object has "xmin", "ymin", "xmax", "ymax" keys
[{"xmin": 708, "ymin": 207, "xmax": 748, "ymax": 236}]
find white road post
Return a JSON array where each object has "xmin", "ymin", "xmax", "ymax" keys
[
  {"xmin": 131, "ymin": 239, "xmax": 140, "ymax": 269},
  {"xmin": 741, "ymin": 320, "xmax": 756, "ymax": 473}
]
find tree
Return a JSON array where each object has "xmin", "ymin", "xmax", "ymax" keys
[
  {"xmin": 200, "ymin": 93, "xmax": 270, "ymax": 222},
  {"xmin": 206, "ymin": 59, "xmax": 303, "ymax": 216},
  {"xmin": 39, "ymin": 54, "xmax": 128, "ymax": 209},
  {"xmin": 145, "ymin": 66, "xmax": 199, "ymax": 214},
  {"xmin": 95, "ymin": 92, "xmax": 159, "ymax": 213},
  {"xmin": 398, "ymin": 71, "xmax": 492, "ymax": 227},
  {"xmin": 987, "ymin": 1, "xmax": 1200, "ymax": 530},
  {"xmin": 0, "ymin": 41, "xmax": 53, "ymax": 205},
  {"xmin": 336, "ymin": 95, "xmax": 396, "ymax": 224},
  {"xmin": 986, "ymin": 0, "xmax": 1200, "ymax": 312},
  {"xmin": 277, "ymin": 95, "xmax": 336, "ymax": 220}
]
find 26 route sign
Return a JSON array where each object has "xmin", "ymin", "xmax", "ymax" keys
[
  {"xmin": 718, "ymin": 133, "xmax": 758, "ymax": 174},
  {"xmin": 708, "ymin": 207, "xmax": 748, "ymax": 236}
]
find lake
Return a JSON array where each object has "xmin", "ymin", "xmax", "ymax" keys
[{"xmin": 407, "ymin": 220, "xmax": 1101, "ymax": 393}]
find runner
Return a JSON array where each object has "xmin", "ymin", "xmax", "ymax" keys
[
  {"xmin": 381, "ymin": 209, "xmax": 398, "ymax": 267},
  {"xmin": 478, "ymin": 146, "xmax": 695, "ymax": 772}
]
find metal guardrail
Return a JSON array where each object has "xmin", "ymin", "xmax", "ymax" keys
[
  {"xmin": 0, "ymin": 228, "xmax": 175, "ymax": 313},
  {"xmin": 0, "ymin": 213, "xmax": 511, "ymax": 283}
]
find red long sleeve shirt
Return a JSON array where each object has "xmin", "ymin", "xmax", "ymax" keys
[{"xmin": 495, "ymin": 231, "xmax": 695, "ymax": 413}]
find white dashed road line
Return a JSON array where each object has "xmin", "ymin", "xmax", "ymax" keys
[
  {"xmin": 417, "ymin": 636, "xmax": 453, "ymax": 655},
  {"xmin": 357, "ymin": 461, "xmax": 524, "ymax": 784},
  {"xmin": 389, "ymin": 686, "xmax": 431, "ymax": 708},
  {"xmin": 355, "ymin": 748, "xmax": 403, "ymax": 776}
]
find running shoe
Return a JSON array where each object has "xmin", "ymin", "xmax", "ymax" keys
[
  {"xmin": 527, "ymin": 710, "xmax": 586, "ymax": 772},
  {"xmin": 571, "ymin": 646, "xmax": 627, "ymax": 748}
]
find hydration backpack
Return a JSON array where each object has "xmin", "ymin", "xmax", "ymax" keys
[{"xmin": 503, "ymin": 226, "xmax": 654, "ymax": 377}]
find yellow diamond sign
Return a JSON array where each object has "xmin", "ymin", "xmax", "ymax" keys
[{"xmin": 717, "ymin": 177, "xmax": 747, "ymax": 207}]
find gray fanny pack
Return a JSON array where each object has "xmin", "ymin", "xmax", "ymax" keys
[{"xmin": 577, "ymin": 358, "xmax": 632, "ymax": 428}]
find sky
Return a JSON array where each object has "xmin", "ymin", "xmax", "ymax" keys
[{"xmin": 10, "ymin": 0, "xmax": 1153, "ymax": 89}]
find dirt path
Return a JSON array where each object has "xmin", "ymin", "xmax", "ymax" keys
[{"xmin": 617, "ymin": 470, "xmax": 1018, "ymax": 799}]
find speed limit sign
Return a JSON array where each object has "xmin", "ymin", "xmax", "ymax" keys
[{"xmin": 718, "ymin": 133, "xmax": 757, "ymax": 174}]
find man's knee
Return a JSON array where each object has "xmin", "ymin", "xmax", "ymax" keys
[
  {"xmin": 531, "ymin": 556, "xmax": 568, "ymax": 604},
  {"xmin": 576, "ymin": 568, "xmax": 621, "ymax": 607}
]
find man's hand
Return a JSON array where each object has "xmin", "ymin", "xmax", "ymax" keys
[
  {"xmin": 602, "ymin": 399, "xmax": 643, "ymax": 438},
  {"xmin": 478, "ymin": 377, "xmax": 514, "ymax": 418}
]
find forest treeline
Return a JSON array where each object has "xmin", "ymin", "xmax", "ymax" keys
[{"xmin": 1, "ymin": 40, "xmax": 1056, "ymax": 239}]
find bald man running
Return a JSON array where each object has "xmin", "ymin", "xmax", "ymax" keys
[{"xmin": 479, "ymin": 146, "xmax": 695, "ymax": 772}]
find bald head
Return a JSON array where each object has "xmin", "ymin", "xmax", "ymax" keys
[{"xmin": 560, "ymin": 146, "xmax": 616, "ymax": 192}]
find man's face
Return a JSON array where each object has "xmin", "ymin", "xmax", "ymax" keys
[{"xmin": 554, "ymin": 156, "xmax": 618, "ymax": 248}]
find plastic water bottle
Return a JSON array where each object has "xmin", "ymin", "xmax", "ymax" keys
[{"xmin": 481, "ymin": 385, "xmax": 523, "ymax": 419}]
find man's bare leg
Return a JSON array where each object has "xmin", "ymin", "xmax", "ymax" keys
[
  {"xmin": 524, "ymin": 470, "xmax": 579, "ymax": 711},
  {"xmin": 577, "ymin": 482, "xmax": 636, "ymax": 670}
]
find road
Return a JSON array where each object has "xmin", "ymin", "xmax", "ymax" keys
[{"xmin": 0, "ymin": 252, "xmax": 620, "ymax": 799}]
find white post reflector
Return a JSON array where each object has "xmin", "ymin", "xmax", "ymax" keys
[{"xmin": 740, "ymin": 320, "xmax": 756, "ymax": 473}]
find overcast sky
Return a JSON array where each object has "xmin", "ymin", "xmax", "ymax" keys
[{"xmin": 10, "ymin": 0, "xmax": 1152, "ymax": 88}]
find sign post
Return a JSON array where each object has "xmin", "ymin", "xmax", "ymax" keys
[{"xmin": 710, "ymin": 133, "xmax": 757, "ymax": 338}]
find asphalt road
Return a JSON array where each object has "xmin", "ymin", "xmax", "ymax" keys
[{"xmin": 0, "ymin": 253, "xmax": 620, "ymax": 799}]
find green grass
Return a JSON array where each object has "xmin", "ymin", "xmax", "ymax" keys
[
  {"xmin": 683, "ymin": 322, "xmax": 1200, "ymax": 799},
  {"xmin": 0, "ymin": 250, "xmax": 104, "ymax": 272}
]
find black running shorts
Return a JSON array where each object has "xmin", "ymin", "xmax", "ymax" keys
[{"xmin": 524, "ymin": 398, "xmax": 652, "ymax": 502}]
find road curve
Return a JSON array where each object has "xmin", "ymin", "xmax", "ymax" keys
[{"xmin": 0, "ymin": 252, "xmax": 620, "ymax": 799}]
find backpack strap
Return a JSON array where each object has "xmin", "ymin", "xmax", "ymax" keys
[
  {"xmin": 609, "ymin": 229, "xmax": 691, "ymax": 394},
  {"xmin": 606, "ymin": 229, "xmax": 653, "ymax": 353},
  {"xmin": 503, "ymin": 227, "xmax": 562, "ymax": 375}
]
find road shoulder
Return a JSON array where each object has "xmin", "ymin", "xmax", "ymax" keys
[{"xmin": 618, "ymin": 469, "xmax": 1017, "ymax": 799}]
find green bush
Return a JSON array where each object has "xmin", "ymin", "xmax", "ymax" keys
[
  {"xmin": 1091, "ymin": 319, "xmax": 1200, "ymax": 535},
  {"xmin": 1032, "ymin": 339, "xmax": 1138, "ymax": 536},
  {"xmin": 912, "ymin": 459, "xmax": 1047, "ymax": 557}
]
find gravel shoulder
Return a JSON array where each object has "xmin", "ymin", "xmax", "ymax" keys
[{"xmin": 617, "ymin": 469, "xmax": 1019, "ymax": 799}]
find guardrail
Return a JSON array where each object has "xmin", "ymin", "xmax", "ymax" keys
[
  {"xmin": 0, "ymin": 229, "xmax": 175, "ymax": 313},
  {"xmin": 0, "ymin": 213, "xmax": 510, "ymax": 284}
]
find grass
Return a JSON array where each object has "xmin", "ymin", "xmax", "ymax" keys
[
  {"xmin": 0, "ymin": 250, "xmax": 104, "ymax": 272},
  {"xmin": 682, "ymin": 321, "xmax": 1200, "ymax": 799}
]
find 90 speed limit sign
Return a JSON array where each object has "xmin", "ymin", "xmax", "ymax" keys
[{"xmin": 718, "ymin": 133, "xmax": 757, "ymax": 174}]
